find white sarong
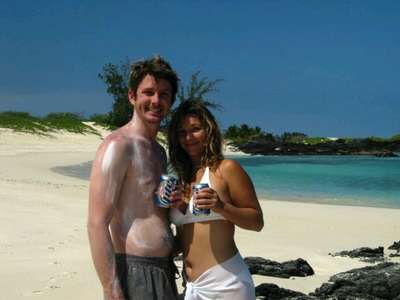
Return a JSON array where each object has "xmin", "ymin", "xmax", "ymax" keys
[{"xmin": 184, "ymin": 252, "xmax": 255, "ymax": 300}]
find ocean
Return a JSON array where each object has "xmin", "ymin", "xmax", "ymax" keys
[
  {"xmin": 229, "ymin": 155, "xmax": 400, "ymax": 209},
  {"xmin": 52, "ymin": 155, "xmax": 400, "ymax": 209}
]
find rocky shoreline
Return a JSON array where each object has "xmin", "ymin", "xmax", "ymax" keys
[
  {"xmin": 234, "ymin": 139, "xmax": 400, "ymax": 157},
  {"xmin": 250, "ymin": 241, "xmax": 400, "ymax": 299}
]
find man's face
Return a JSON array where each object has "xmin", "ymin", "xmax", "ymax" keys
[{"xmin": 128, "ymin": 74, "xmax": 173, "ymax": 125}]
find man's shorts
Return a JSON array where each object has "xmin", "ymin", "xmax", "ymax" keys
[{"xmin": 115, "ymin": 253, "xmax": 178, "ymax": 300}]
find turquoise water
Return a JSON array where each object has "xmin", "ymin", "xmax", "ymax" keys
[
  {"xmin": 229, "ymin": 155, "xmax": 400, "ymax": 209},
  {"xmin": 52, "ymin": 155, "xmax": 400, "ymax": 209}
]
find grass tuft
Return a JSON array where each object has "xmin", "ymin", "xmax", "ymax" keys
[{"xmin": 0, "ymin": 111, "xmax": 100, "ymax": 135}]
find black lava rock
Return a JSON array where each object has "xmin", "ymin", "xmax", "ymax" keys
[{"xmin": 245, "ymin": 257, "xmax": 314, "ymax": 278}]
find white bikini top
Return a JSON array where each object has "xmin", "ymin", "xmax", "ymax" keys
[{"xmin": 169, "ymin": 167, "xmax": 225, "ymax": 226}]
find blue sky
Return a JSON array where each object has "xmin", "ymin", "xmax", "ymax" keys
[{"xmin": 1, "ymin": 1, "xmax": 399, "ymax": 137}]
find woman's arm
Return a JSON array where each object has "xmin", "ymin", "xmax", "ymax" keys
[{"xmin": 195, "ymin": 159, "xmax": 264, "ymax": 231}]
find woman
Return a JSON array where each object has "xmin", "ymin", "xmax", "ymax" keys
[{"xmin": 168, "ymin": 100, "xmax": 264, "ymax": 300}]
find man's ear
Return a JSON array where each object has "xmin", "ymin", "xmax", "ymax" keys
[{"xmin": 128, "ymin": 89, "xmax": 136, "ymax": 105}]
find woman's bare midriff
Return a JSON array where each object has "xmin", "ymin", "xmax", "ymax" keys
[{"xmin": 180, "ymin": 220, "xmax": 238, "ymax": 282}]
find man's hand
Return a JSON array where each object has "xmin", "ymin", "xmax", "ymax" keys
[{"xmin": 169, "ymin": 184, "xmax": 183, "ymax": 208}]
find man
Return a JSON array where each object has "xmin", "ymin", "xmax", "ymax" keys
[{"xmin": 88, "ymin": 56, "xmax": 179, "ymax": 300}]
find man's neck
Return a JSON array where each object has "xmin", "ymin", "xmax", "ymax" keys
[{"xmin": 128, "ymin": 116, "xmax": 159, "ymax": 140}]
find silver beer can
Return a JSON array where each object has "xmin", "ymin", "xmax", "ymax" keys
[
  {"xmin": 154, "ymin": 174, "xmax": 179, "ymax": 208},
  {"xmin": 191, "ymin": 183, "xmax": 211, "ymax": 215}
]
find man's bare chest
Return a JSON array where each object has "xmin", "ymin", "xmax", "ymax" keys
[{"xmin": 125, "ymin": 145, "xmax": 164, "ymax": 185}]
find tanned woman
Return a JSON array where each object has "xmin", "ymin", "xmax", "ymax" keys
[{"xmin": 168, "ymin": 100, "xmax": 264, "ymax": 300}]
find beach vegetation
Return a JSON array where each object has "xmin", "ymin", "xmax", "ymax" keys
[
  {"xmin": 42, "ymin": 112, "xmax": 99, "ymax": 134},
  {"xmin": 0, "ymin": 111, "xmax": 100, "ymax": 135},
  {"xmin": 281, "ymin": 132, "xmax": 308, "ymax": 143},
  {"xmin": 89, "ymin": 113, "xmax": 115, "ymax": 129},
  {"xmin": 225, "ymin": 124, "xmax": 276, "ymax": 144},
  {"xmin": 303, "ymin": 137, "xmax": 332, "ymax": 145},
  {"xmin": 226, "ymin": 128, "xmax": 400, "ymax": 146},
  {"xmin": 343, "ymin": 138, "xmax": 355, "ymax": 144},
  {"xmin": 366, "ymin": 136, "xmax": 387, "ymax": 143},
  {"xmin": 226, "ymin": 126, "xmax": 400, "ymax": 156},
  {"xmin": 390, "ymin": 134, "xmax": 400, "ymax": 141},
  {"xmin": 0, "ymin": 111, "xmax": 49, "ymax": 134}
]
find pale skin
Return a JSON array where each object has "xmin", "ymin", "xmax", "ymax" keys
[
  {"xmin": 87, "ymin": 75, "xmax": 174, "ymax": 300},
  {"xmin": 174, "ymin": 115, "xmax": 264, "ymax": 281}
]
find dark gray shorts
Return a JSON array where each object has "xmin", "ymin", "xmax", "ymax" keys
[{"xmin": 115, "ymin": 253, "xmax": 178, "ymax": 300}]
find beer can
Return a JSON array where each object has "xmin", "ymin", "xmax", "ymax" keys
[
  {"xmin": 154, "ymin": 174, "xmax": 179, "ymax": 208},
  {"xmin": 191, "ymin": 183, "xmax": 211, "ymax": 215}
]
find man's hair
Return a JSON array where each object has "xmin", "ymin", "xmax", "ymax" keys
[
  {"xmin": 168, "ymin": 100, "xmax": 224, "ymax": 184},
  {"xmin": 129, "ymin": 55, "xmax": 179, "ymax": 105}
]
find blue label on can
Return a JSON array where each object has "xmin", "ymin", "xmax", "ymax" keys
[
  {"xmin": 192, "ymin": 183, "xmax": 210, "ymax": 215},
  {"xmin": 154, "ymin": 174, "xmax": 178, "ymax": 208}
]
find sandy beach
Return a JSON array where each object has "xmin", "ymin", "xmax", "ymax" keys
[{"xmin": 1, "ymin": 127, "xmax": 399, "ymax": 299}]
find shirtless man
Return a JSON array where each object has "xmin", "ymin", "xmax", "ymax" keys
[{"xmin": 87, "ymin": 56, "xmax": 179, "ymax": 300}]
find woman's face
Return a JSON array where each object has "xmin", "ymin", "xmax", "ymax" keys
[{"xmin": 178, "ymin": 114, "xmax": 207, "ymax": 160}]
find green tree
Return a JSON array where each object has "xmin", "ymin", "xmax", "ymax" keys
[
  {"xmin": 177, "ymin": 71, "xmax": 223, "ymax": 110},
  {"xmin": 98, "ymin": 60, "xmax": 131, "ymax": 127},
  {"xmin": 224, "ymin": 125, "xmax": 240, "ymax": 140},
  {"xmin": 390, "ymin": 134, "xmax": 400, "ymax": 142},
  {"xmin": 224, "ymin": 123, "xmax": 274, "ymax": 143},
  {"xmin": 281, "ymin": 132, "xmax": 308, "ymax": 143},
  {"xmin": 89, "ymin": 113, "xmax": 112, "ymax": 128}
]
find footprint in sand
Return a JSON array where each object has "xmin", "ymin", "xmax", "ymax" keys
[
  {"xmin": 60, "ymin": 271, "xmax": 77, "ymax": 279},
  {"xmin": 29, "ymin": 271, "xmax": 77, "ymax": 295},
  {"xmin": 49, "ymin": 285, "xmax": 61, "ymax": 289}
]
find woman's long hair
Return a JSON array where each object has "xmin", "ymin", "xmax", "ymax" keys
[{"xmin": 168, "ymin": 100, "xmax": 224, "ymax": 185}]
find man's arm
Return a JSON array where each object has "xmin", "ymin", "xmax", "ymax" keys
[{"xmin": 87, "ymin": 138, "xmax": 128, "ymax": 300}]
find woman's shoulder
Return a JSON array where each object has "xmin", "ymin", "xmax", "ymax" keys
[
  {"xmin": 219, "ymin": 158, "xmax": 242, "ymax": 169},
  {"xmin": 216, "ymin": 159, "xmax": 245, "ymax": 177}
]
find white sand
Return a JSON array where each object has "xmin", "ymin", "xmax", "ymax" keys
[
  {"xmin": 223, "ymin": 142, "xmax": 248, "ymax": 156},
  {"xmin": 1, "ymin": 127, "xmax": 399, "ymax": 299}
]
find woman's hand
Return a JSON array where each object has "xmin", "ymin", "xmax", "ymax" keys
[{"xmin": 193, "ymin": 188, "xmax": 225, "ymax": 213}]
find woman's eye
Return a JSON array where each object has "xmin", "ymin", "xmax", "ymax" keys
[{"xmin": 161, "ymin": 92, "xmax": 171, "ymax": 99}]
